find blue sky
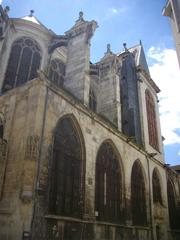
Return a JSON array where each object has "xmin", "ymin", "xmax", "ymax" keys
[{"xmin": 1, "ymin": 0, "xmax": 180, "ymax": 166}]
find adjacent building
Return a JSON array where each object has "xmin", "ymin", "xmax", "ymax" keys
[
  {"xmin": 0, "ymin": 5, "xmax": 179, "ymax": 240},
  {"xmin": 163, "ymin": 0, "xmax": 180, "ymax": 67}
]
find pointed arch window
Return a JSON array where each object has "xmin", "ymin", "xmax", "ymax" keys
[
  {"xmin": 2, "ymin": 37, "xmax": 41, "ymax": 93},
  {"xmin": 48, "ymin": 59, "xmax": 65, "ymax": 88},
  {"xmin": 167, "ymin": 179, "xmax": 179, "ymax": 229},
  {"xmin": 89, "ymin": 88, "xmax": 97, "ymax": 111},
  {"xmin": 131, "ymin": 160, "xmax": 147, "ymax": 226},
  {"xmin": 152, "ymin": 169, "xmax": 162, "ymax": 205},
  {"xmin": 145, "ymin": 89, "xmax": 159, "ymax": 150},
  {"xmin": 49, "ymin": 117, "xmax": 85, "ymax": 218},
  {"xmin": 95, "ymin": 142, "xmax": 123, "ymax": 223}
]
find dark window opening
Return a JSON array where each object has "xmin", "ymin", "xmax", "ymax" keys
[
  {"xmin": 95, "ymin": 142, "xmax": 123, "ymax": 223},
  {"xmin": 167, "ymin": 179, "xmax": 179, "ymax": 229},
  {"xmin": 152, "ymin": 169, "xmax": 162, "ymax": 205},
  {"xmin": 145, "ymin": 89, "xmax": 159, "ymax": 150},
  {"xmin": 131, "ymin": 160, "xmax": 147, "ymax": 226},
  {"xmin": 49, "ymin": 117, "xmax": 84, "ymax": 218},
  {"xmin": 2, "ymin": 37, "xmax": 41, "ymax": 93},
  {"xmin": 48, "ymin": 59, "xmax": 65, "ymax": 88},
  {"xmin": 89, "ymin": 88, "xmax": 97, "ymax": 112}
]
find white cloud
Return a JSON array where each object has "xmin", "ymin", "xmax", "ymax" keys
[
  {"xmin": 147, "ymin": 47, "xmax": 180, "ymax": 145},
  {"xmin": 0, "ymin": 0, "xmax": 2, "ymax": 4},
  {"xmin": 103, "ymin": 7, "xmax": 126, "ymax": 20},
  {"xmin": 178, "ymin": 150, "xmax": 180, "ymax": 156}
]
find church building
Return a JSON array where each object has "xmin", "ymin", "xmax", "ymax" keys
[{"xmin": 0, "ymin": 5, "xmax": 179, "ymax": 240}]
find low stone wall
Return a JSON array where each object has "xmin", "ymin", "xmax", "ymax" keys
[{"xmin": 45, "ymin": 215, "xmax": 150, "ymax": 240}]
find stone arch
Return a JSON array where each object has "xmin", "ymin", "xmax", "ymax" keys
[
  {"xmin": 131, "ymin": 159, "xmax": 147, "ymax": 226},
  {"xmin": 95, "ymin": 139, "xmax": 124, "ymax": 223},
  {"xmin": 2, "ymin": 36, "xmax": 42, "ymax": 93},
  {"xmin": 49, "ymin": 114, "xmax": 86, "ymax": 218},
  {"xmin": 152, "ymin": 167, "xmax": 163, "ymax": 205}
]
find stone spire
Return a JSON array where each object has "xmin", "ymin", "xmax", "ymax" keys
[{"xmin": 29, "ymin": 10, "xmax": 34, "ymax": 17}]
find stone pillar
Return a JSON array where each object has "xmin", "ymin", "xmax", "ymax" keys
[
  {"xmin": 98, "ymin": 44, "xmax": 121, "ymax": 129},
  {"xmin": 64, "ymin": 12, "xmax": 97, "ymax": 105}
]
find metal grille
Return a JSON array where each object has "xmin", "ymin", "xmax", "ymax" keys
[
  {"xmin": 2, "ymin": 37, "xmax": 41, "ymax": 93},
  {"xmin": 152, "ymin": 169, "xmax": 162, "ymax": 204},
  {"xmin": 131, "ymin": 160, "xmax": 147, "ymax": 226},
  {"xmin": 145, "ymin": 89, "xmax": 159, "ymax": 150},
  {"xmin": 49, "ymin": 117, "xmax": 84, "ymax": 218},
  {"xmin": 95, "ymin": 142, "xmax": 122, "ymax": 222},
  {"xmin": 48, "ymin": 59, "xmax": 65, "ymax": 88}
]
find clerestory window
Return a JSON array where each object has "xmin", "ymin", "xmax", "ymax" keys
[{"xmin": 2, "ymin": 37, "xmax": 41, "ymax": 93}]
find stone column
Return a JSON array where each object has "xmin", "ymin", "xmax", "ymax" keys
[{"xmin": 64, "ymin": 12, "xmax": 98, "ymax": 105}]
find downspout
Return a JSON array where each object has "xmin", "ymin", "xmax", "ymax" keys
[
  {"xmin": 146, "ymin": 155, "xmax": 154, "ymax": 240},
  {"xmin": 31, "ymin": 85, "xmax": 49, "ymax": 237}
]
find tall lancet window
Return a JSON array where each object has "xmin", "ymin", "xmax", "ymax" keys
[
  {"xmin": 48, "ymin": 59, "xmax": 65, "ymax": 88},
  {"xmin": 95, "ymin": 142, "xmax": 123, "ymax": 223},
  {"xmin": 167, "ymin": 179, "xmax": 179, "ymax": 229},
  {"xmin": 49, "ymin": 116, "xmax": 85, "ymax": 218},
  {"xmin": 89, "ymin": 88, "xmax": 97, "ymax": 111},
  {"xmin": 131, "ymin": 160, "xmax": 147, "ymax": 226},
  {"xmin": 145, "ymin": 89, "xmax": 159, "ymax": 150},
  {"xmin": 152, "ymin": 168, "xmax": 162, "ymax": 205},
  {"xmin": 2, "ymin": 37, "xmax": 41, "ymax": 93}
]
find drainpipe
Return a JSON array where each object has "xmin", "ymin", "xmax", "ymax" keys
[
  {"xmin": 30, "ymin": 85, "xmax": 49, "ymax": 238},
  {"xmin": 146, "ymin": 155, "xmax": 154, "ymax": 240}
]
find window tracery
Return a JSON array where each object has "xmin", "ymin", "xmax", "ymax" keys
[
  {"xmin": 48, "ymin": 59, "xmax": 65, "ymax": 88},
  {"xmin": 131, "ymin": 160, "xmax": 147, "ymax": 226},
  {"xmin": 2, "ymin": 37, "xmax": 41, "ymax": 93},
  {"xmin": 145, "ymin": 89, "xmax": 159, "ymax": 150},
  {"xmin": 49, "ymin": 117, "xmax": 84, "ymax": 218},
  {"xmin": 95, "ymin": 142, "xmax": 122, "ymax": 223}
]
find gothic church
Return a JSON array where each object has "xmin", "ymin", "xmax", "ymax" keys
[{"xmin": 0, "ymin": 5, "xmax": 179, "ymax": 240}]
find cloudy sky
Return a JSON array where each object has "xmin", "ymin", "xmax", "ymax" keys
[{"xmin": 1, "ymin": 0, "xmax": 180, "ymax": 165}]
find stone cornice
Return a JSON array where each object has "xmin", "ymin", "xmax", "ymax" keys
[{"xmin": 136, "ymin": 65, "xmax": 160, "ymax": 93}]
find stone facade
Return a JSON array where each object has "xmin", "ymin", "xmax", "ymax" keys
[{"xmin": 0, "ymin": 6, "xmax": 179, "ymax": 240}]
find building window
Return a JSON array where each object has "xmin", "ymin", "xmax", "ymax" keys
[
  {"xmin": 89, "ymin": 88, "xmax": 97, "ymax": 111},
  {"xmin": 167, "ymin": 179, "xmax": 179, "ymax": 229},
  {"xmin": 49, "ymin": 117, "xmax": 85, "ymax": 218},
  {"xmin": 145, "ymin": 89, "xmax": 159, "ymax": 150},
  {"xmin": 2, "ymin": 37, "xmax": 41, "ymax": 93},
  {"xmin": 48, "ymin": 59, "xmax": 65, "ymax": 88},
  {"xmin": 95, "ymin": 142, "xmax": 122, "ymax": 223},
  {"xmin": 152, "ymin": 168, "xmax": 162, "ymax": 205},
  {"xmin": 131, "ymin": 160, "xmax": 147, "ymax": 226}
]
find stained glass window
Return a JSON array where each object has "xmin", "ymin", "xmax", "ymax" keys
[
  {"xmin": 95, "ymin": 142, "xmax": 122, "ymax": 223},
  {"xmin": 49, "ymin": 117, "xmax": 84, "ymax": 218},
  {"xmin": 145, "ymin": 89, "xmax": 159, "ymax": 150},
  {"xmin": 131, "ymin": 160, "xmax": 147, "ymax": 226},
  {"xmin": 2, "ymin": 37, "xmax": 41, "ymax": 93},
  {"xmin": 48, "ymin": 59, "xmax": 65, "ymax": 88}
]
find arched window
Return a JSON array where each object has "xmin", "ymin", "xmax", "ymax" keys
[
  {"xmin": 167, "ymin": 179, "xmax": 179, "ymax": 229},
  {"xmin": 131, "ymin": 160, "xmax": 147, "ymax": 226},
  {"xmin": 152, "ymin": 169, "xmax": 162, "ymax": 205},
  {"xmin": 145, "ymin": 89, "xmax": 159, "ymax": 150},
  {"xmin": 49, "ymin": 116, "xmax": 85, "ymax": 218},
  {"xmin": 89, "ymin": 88, "xmax": 97, "ymax": 111},
  {"xmin": 2, "ymin": 37, "xmax": 41, "ymax": 93},
  {"xmin": 95, "ymin": 142, "xmax": 123, "ymax": 223},
  {"xmin": 48, "ymin": 59, "xmax": 65, "ymax": 88}
]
